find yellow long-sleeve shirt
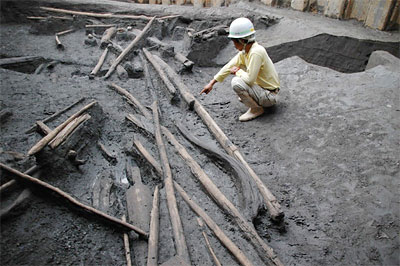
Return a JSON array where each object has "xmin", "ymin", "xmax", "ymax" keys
[{"xmin": 214, "ymin": 42, "xmax": 280, "ymax": 90}]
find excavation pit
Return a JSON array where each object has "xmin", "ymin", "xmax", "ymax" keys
[{"xmin": 1, "ymin": 1, "xmax": 399, "ymax": 266}]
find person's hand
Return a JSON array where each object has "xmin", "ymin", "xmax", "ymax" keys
[
  {"xmin": 200, "ymin": 83, "xmax": 213, "ymax": 94},
  {"xmin": 200, "ymin": 80, "xmax": 216, "ymax": 95},
  {"xmin": 230, "ymin": 66, "xmax": 240, "ymax": 75}
]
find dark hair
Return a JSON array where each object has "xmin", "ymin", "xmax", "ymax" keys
[{"xmin": 231, "ymin": 38, "xmax": 254, "ymax": 44}]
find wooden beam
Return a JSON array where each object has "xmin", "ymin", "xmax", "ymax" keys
[
  {"xmin": 197, "ymin": 217, "xmax": 222, "ymax": 266},
  {"xmin": 0, "ymin": 56, "xmax": 43, "ymax": 67},
  {"xmin": 142, "ymin": 48, "xmax": 177, "ymax": 98},
  {"xmin": 108, "ymin": 83, "xmax": 151, "ymax": 119},
  {"xmin": 174, "ymin": 182, "xmax": 254, "ymax": 266},
  {"xmin": 41, "ymin": 6, "xmax": 155, "ymax": 20},
  {"xmin": 125, "ymin": 162, "xmax": 152, "ymax": 231},
  {"xmin": 90, "ymin": 47, "xmax": 109, "ymax": 77}
]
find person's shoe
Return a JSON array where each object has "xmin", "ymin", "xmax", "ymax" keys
[
  {"xmin": 239, "ymin": 107, "xmax": 264, "ymax": 122},
  {"xmin": 237, "ymin": 92, "xmax": 264, "ymax": 121}
]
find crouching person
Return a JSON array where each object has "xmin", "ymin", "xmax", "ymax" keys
[{"xmin": 201, "ymin": 17, "xmax": 280, "ymax": 122}]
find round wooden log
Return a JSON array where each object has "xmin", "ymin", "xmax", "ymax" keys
[
  {"xmin": 132, "ymin": 135, "xmax": 162, "ymax": 175},
  {"xmin": 197, "ymin": 217, "xmax": 222, "ymax": 266},
  {"xmin": 0, "ymin": 56, "xmax": 43, "ymax": 67},
  {"xmin": 151, "ymin": 101, "xmax": 190, "ymax": 264},
  {"xmin": 152, "ymin": 55, "xmax": 284, "ymax": 221},
  {"xmin": 162, "ymin": 126, "xmax": 283, "ymax": 266},
  {"xmin": 122, "ymin": 215, "xmax": 133, "ymax": 266},
  {"xmin": 27, "ymin": 101, "xmax": 97, "ymax": 156},
  {"xmin": 27, "ymin": 16, "xmax": 73, "ymax": 20},
  {"xmin": 100, "ymin": 27, "xmax": 117, "ymax": 49},
  {"xmin": 142, "ymin": 48, "xmax": 177, "ymax": 97},
  {"xmin": 90, "ymin": 47, "xmax": 109, "ymax": 77},
  {"xmin": 40, "ymin": 6, "xmax": 155, "ymax": 20},
  {"xmin": 108, "ymin": 83, "xmax": 151, "ymax": 119},
  {"xmin": 49, "ymin": 114, "xmax": 91, "ymax": 149},
  {"xmin": 56, "ymin": 29, "xmax": 74, "ymax": 36},
  {"xmin": 126, "ymin": 114, "xmax": 283, "ymax": 265},
  {"xmin": 147, "ymin": 185, "xmax": 160, "ymax": 266},
  {"xmin": 174, "ymin": 181, "xmax": 253, "ymax": 266},
  {"xmin": 36, "ymin": 121, "xmax": 52, "ymax": 135},
  {"xmin": 86, "ymin": 24, "xmax": 116, "ymax": 28},
  {"xmin": 55, "ymin": 34, "xmax": 64, "ymax": 50},
  {"xmin": 139, "ymin": 51, "xmax": 157, "ymax": 101}
]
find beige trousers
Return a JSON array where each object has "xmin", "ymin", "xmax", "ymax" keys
[{"xmin": 231, "ymin": 76, "xmax": 278, "ymax": 108}]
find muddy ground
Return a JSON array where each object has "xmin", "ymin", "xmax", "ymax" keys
[{"xmin": 1, "ymin": 0, "xmax": 399, "ymax": 266}]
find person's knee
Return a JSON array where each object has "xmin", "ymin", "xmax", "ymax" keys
[{"xmin": 231, "ymin": 77, "xmax": 246, "ymax": 94}]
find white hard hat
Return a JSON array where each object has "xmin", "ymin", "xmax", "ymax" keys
[{"xmin": 228, "ymin": 17, "xmax": 256, "ymax": 39}]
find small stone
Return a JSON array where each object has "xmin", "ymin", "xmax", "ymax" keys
[{"xmin": 84, "ymin": 37, "xmax": 97, "ymax": 46}]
